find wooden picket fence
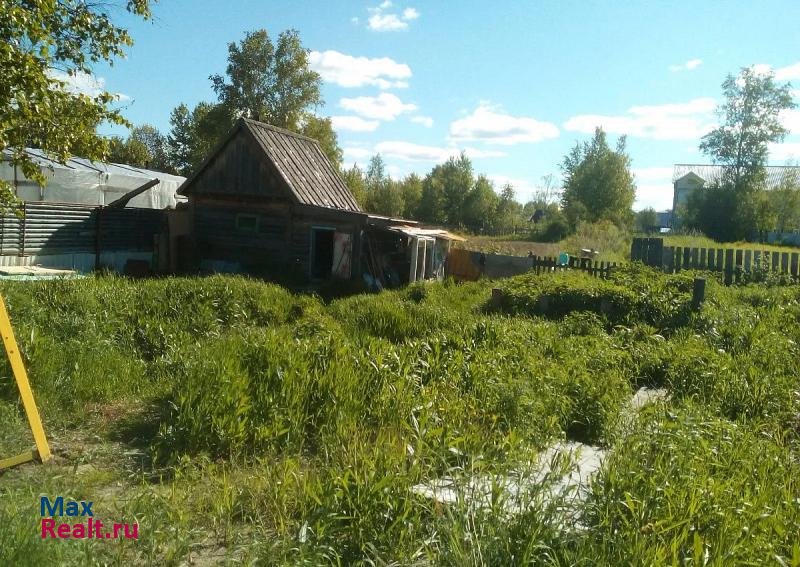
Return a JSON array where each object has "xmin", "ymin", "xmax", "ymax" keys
[
  {"xmin": 531, "ymin": 255, "xmax": 619, "ymax": 279},
  {"xmin": 631, "ymin": 237, "xmax": 800, "ymax": 284}
]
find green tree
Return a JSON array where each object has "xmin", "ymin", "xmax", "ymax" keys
[
  {"xmin": 107, "ymin": 135, "xmax": 150, "ymax": 167},
  {"xmin": 463, "ymin": 175, "xmax": 499, "ymax": 230},
  {"xmin": 370, "ymin": 179, "xmax": 405, "ymax": 217},
  {"xmin": 687, "ymin": 68, "xmax": 795, "ymax": 241},
  {"xmin": 689, "ymin": 67, "xmax": 795, "ymax": 240},
  {"xmin": 130, "ymin": 124, "xmax": 170, "ymax": 171},
  {"xmin": 341, "ymin": 164, "xmax": 366, "ymax": 208},
  {"xmin": 166, "ymin": 102, "xmax": 231, "ymax": 176},
  {"xmin": 1, "ymin": 0, "xmax": 152, "ymax": 206},
  {"xmin": 168, "ymin": 28, "xmax": 341, "ymax": 174},
  {"xmin": 561, "ymin": 128, "xmax": 636, "ymax": 228},
  {"xmin": 299, "ymin": 115, "xmax": 342, "ymax": 170},
  {"xmin": 700, "ymin": 67, "xmax": 795, "ymax": 191},
  {"xmin": 210, "ymin": 29, "xmax": 322, "ymax": 129},
  {"xmin": 769, "ymin": 170, "xmax": 800, "ymax": 233},
  {"xmin": 496, "ymin": 183, "xmax": 524, "ymax": 227},
  {"xmin": 635, "ymin": 207, "xmax": 659, "ymax": 233},
  {"xmin": 399, "ymin": 173, "xmax": 423, "ymax": 219},
  {"xmin": 420, "ymin": 153, "xmax": 473, "ymax": 225},
  {"xmin": 361, "ymin": 154, "xmax": 404, "ymax": 216}
]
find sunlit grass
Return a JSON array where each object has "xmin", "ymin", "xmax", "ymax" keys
[{"xmin": 0, "ymin": 269, "xmax": 798, "ymax": 564}]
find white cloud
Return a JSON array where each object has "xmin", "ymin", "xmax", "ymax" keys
[
  {"xmin": 623, "ymin": 168, "xmax": 676, "ymax": 210},
  {"xmin": 463, "ymin": 148, "xmax": 507, "ymax": 158},
  {"xmin": 366, "ymin": 1, "xmax": 419, "ymax": 31},
  {"xmin": 411, "ymin": 115, "xmax": 433, "ymax": 127},
  {"xmin": 753, "ymin": 61, "xmax": 800, "ymax": 81},
  {"xmin": 635, "ymin": 183, "xmax": 675, "ymax": 211},
  {"xmin": 364, "ymin": 141, "xmax": 505, "ymax": 162},
  {"xmin": 339, "ymin": 93, "xmax": 417, "ymax": 121},
  {"xmin": 374, "ymin": 141, "xmax": 454, "ymax": 161},
  {"xmin": 779, "ymin": 108, "xmax": 800, "ymax": 133},
  {"xmin": 751, "ymin": 63, "xmax": 773, "ymax": 76},
  {"xmin": 330, "ymin": 116, "xmax": 380, "ymax": 132},
  {"xmin": 564, "ymin": 97, "xmax": 717, "ymax": 140},
  {"xmin": 48, "ymin": 69, "xmax": 129, "ymax": 101},
  {"xmin": 669, "ymin": 58, "xmax": 703, "ymax": 72},
  {"xmin": 368, "ymin": 13, "xmax": 407, "ymax": 31},
  {"xmin": 777, "ymin": 62, "xmax": 800, "ymax": 81},
  {"xmin": 628, "ymin": 98, "xmax": 716, "ymax": 116},
  {"xmin": 769, "ymin": 142, "xmax": 800, "ymax": 162},
  {"xmin": 343, "ymin": 147, "xmax": 373, "ymax": 161},
  {"xmin": 449, "ymin": 102, "xmax": 560, "ymax": 145},
  {"xmin": 632, "ymin": 167, "xmax": 674, "ymax": 182},
  {"xmin": 309, "ymin": 50, "xmax": 411, "ymax": 89}
]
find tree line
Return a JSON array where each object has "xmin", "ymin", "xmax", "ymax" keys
[
  {"xmin": 4, "ymin": 3, "xmax": 797, "ymax": 242},
  {"xmin": 105, "ymin": 28, "xmax": 343, "ymax": 177}
]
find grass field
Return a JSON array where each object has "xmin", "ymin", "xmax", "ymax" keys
[
  {"xmin": 1, "ymin": 269, "xmax": 799, "ymax": 565},
  {"xmin": 463, "ymin": 229, "xmax": 800, "ymax": 263}
]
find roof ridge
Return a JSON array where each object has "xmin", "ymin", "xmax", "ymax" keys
[
  {"xmin": 241, "ymin": 118, "xmax": 319, "ymax": 145},
  {"xmin": 674, "ymin": 163, "xmax": 800, "ymax": 169}
]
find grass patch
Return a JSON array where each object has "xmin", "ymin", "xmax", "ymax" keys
[{"xmin": 1, "ymin": 271, "xmax": 799, "ymax": 564}]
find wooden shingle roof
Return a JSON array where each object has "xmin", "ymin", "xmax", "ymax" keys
[{"xmin": 179, "ymin": 118, "xmax": 361, "ymax": 213}]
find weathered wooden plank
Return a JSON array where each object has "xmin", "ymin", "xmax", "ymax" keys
[
  {"xmin": 744, "ymin": 250, "xmax": 752, "ymax": 273},
  {"xmin": 664, "ymin": 246, "xmax": 675, "ymax": 273},
  {"xmin": 724, "ymin": 249, "xmax": 734, "ymax": 285},
  {"xmin": 649, "ymin": 238, "xmax": 664, "ymax": 267},
  {"xmin": 772, "ymin": 251, "xmax": 780, "ymax": 272},
  {"xmin": 781, "ymin": 252, "xmax": 789, "ymax": 274},
  {"xmin": 631, "ymin": 238, "xmax": 643, "ymax": 263},
  {"xmin": 699, "ymin": 248, "xmax": 707, "ymax": 269},
  {"xmin": 734, "ymin": 250, "xmax": 743, "ymax": 283},
  {"xmin": 791, "ymin": 252, "xmax": 799, "ymax": 278}
]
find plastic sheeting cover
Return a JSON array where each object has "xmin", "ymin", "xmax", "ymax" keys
[{"xmin": 1, "ymin": 149, "xmax": 186, "ymax": 209}]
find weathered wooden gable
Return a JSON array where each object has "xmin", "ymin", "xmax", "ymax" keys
[{"xmin": 185, "ymin": 126, "xmax": 290, "ymax": 201}]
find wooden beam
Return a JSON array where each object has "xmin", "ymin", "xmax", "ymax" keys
[
  {"xmin": 0, "ymin": 450, "xmax": 36, "ymax": 472},
  {"xmin": 0, "ymin": 294, "xmax": 51, "ymax": 463},
  {"xmin": 105, "ymin": 178, "xmax": 160, "ymax": 208}
]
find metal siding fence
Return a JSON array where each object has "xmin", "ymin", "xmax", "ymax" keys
[{"xmin": 0, "ymin": 202, "xmax": 165, "ymax": 258}]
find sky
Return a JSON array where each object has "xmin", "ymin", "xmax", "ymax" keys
[{"xmin": 81, "ymin": 0, "xmax": 800, "ymax": 211}]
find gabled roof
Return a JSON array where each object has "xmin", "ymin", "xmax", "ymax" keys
[
  {"xmin": 179, "ymin": 118, "xmax": 361, "ymax": 213},
  {"xmin": 672, "ymin": 164, "xmax": 800, "ymax": 190}
]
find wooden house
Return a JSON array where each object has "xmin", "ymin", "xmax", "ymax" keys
[{"xmin": 177, "ymin": 118, "xmax": 367, "ymax": 281}]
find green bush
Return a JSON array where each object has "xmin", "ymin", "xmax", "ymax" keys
[{"xmin": 495, "ymin": 264, "xmax": 696, "ymax": 330}]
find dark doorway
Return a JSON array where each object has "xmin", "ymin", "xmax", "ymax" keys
[{"xmin": 311, "ymin": 227, "xmax": 335, "ymax": 279}]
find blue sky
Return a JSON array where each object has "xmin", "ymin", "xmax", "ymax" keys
[{"xmin": 85, "ymin": 0, "xmax": 800, "ymax": 210}]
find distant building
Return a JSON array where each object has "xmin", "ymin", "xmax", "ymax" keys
[
  {"xmin": 655, "ymin": 211, "xmax": 672, "ymax": 230},
  {"xmin": 671, "ymin": 164, "xmax": 800, "ymax": 228}
]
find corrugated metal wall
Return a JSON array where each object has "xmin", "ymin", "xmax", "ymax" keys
[{"xmin": 0, "ymin": 202, "xmax": 165, "ymax": 258}]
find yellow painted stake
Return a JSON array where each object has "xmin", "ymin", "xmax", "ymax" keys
[{"xmin": 0, "ymin": 293, "xmax": 51, "ymax": 469}]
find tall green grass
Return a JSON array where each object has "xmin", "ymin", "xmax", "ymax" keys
[{"xmin": 1, "ymin": 270, "xmax": 799, "ymax": 565}]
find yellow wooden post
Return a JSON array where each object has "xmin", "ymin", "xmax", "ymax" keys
[{"xmin": 0, "ymin": 293, "xmax": 51, "ymax": 467}]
